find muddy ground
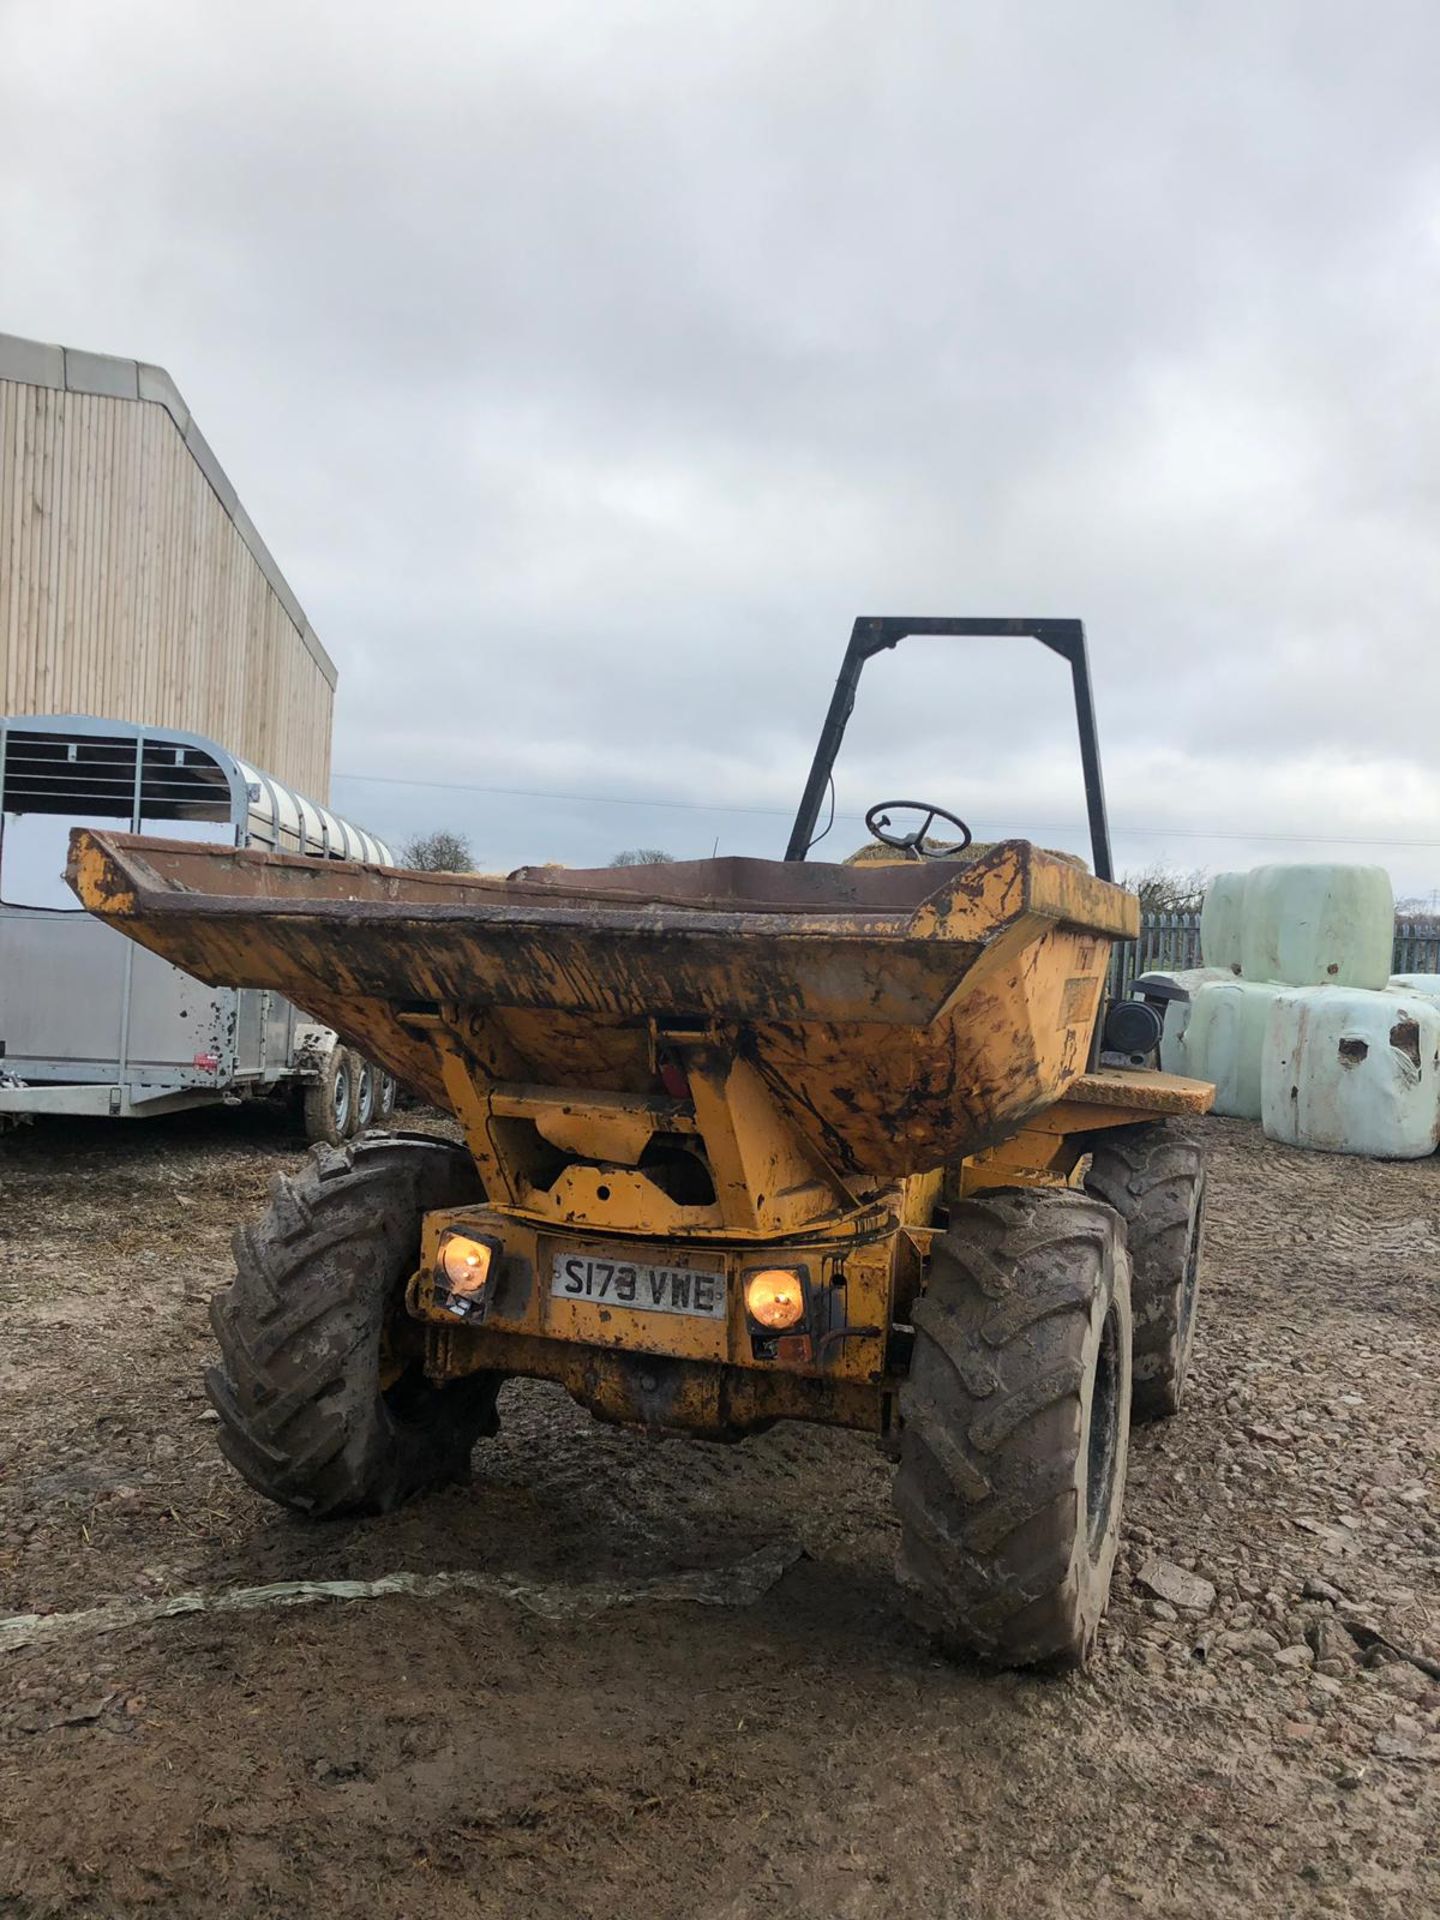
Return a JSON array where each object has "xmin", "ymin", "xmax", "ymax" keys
[{"xmin": 1, "ymin": 1111, "xmax": 1436, "ymax": 1918}]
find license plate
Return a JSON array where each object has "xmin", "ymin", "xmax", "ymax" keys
[{"xmin": 550, "ymin": 1250, "xmax": 727, "ymax": 1320}]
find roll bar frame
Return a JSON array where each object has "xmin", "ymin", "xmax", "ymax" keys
[{"xmin": 783, "ymin": 617, "xmax": 1114, "ymax": 882}]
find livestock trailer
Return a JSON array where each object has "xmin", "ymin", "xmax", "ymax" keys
[{"xmin": 0, "ymin": 715, "xmax": 393, "ymax": 1139}]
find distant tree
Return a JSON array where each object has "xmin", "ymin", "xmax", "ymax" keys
[
  {"xmin": 609, "ymin": 848, "xmax": 676, "ymax": 867},
  {"xmin": 1122, "ymin": 864, "xmax": 1208, "ymax": 914},
  {"xmin": 399, "ymin": 829, "xmax": 475, "ymax": 872}
]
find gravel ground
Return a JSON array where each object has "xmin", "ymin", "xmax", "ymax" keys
[{"xmin": 0, "ymin": 1109, "xmax": 1437, "ymax": 1918}]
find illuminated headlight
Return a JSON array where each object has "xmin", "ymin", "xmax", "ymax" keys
[
  {"xmin": 743, "ymin": 1267, "xmax": 807, "ymax": 1331},
  {"xmin": 435, "ymin": 1232, "xmax": 498, "ymax": 1317}
]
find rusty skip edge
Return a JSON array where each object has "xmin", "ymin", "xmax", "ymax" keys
[
  {"xmin": 62, "ymin": 832, "xmax": 1132, "ymax": 1059},
  {"xmin": 66, "ymin": 828, "xmax": 1140, "ymax": 944},
  {"xmin": 62, "ymin": 827, "xmax": 1173, "ymax": 1150}
]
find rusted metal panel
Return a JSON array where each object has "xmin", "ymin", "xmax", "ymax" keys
[
  {"xmin": 67, "ymin": 830, "xmax": 1143, "ymax": 1176},
  {"xmin": 425, "ymin": 1325, "xmax": 891, "ymax": 1440}
]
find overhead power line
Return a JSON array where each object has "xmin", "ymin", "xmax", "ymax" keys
[
  {"xmin": 335, "ymin": 769, "xmax": 798, "ymax": 819},
  {"xmin": 331, "ymin": 769, "xmax": 1440, "ymax": 851}
]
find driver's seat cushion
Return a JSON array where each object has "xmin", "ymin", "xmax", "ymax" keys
[{"xmin": 844, "ymin": 838, "xmax": 1089, "ymax": 871}]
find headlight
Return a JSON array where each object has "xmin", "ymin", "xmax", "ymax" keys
[
  {"xmin": 744, "ymin": 1267, "xmax": 806, "ymax": 1331},
  {"xmin": 436, "ymin": 1232, "xmax": 495, "ymax": 1298}
]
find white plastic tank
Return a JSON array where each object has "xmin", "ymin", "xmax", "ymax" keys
[
  {"xmin": 1135, "ymin": 967, "xmax": 1233, "ymax": 1075},
  {"xmin": 1184, "ymin": 979, "xmax": 1289, "ymax": 1120},
  {"xmin": 1262, "ymin": 987, "xmax": 1440, "ymax": 1158},
  {"xmin": 1198, "ymin": 872, "xmax": 1247, "ymax": 976},
  {"xmin": 1389, "ymin": 974, "xmax": 1440, "ymax": 998},
  {"xmin": 1239, "ymin": 864, "xmax": 1394, "ymax": 990}
]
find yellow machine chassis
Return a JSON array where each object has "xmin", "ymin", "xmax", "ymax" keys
[
  {"xmin": 69, "ymin": 829, "xmax": 1214, "ymax": 1441},
  {"xmin": 402, "ymin": 1018, "xmax": 1211, "ymax": 1440}
]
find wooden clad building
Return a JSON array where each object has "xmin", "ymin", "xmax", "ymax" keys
[{"xmin": 0, "ymin": 331, "xmax": 335, "ymax": 800}]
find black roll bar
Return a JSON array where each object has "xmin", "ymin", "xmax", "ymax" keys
[{"xmin": 782, "ymin": 616, "xmax": 1114, "ymax": 882}]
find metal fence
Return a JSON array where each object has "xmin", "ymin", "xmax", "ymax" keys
[
  {"xmin": 1105, "ymin": 912, "xmax": 1203, "ymax": 1000},
  {"xmin": 1107, "ymin": 914, "xmax": 1440, "ymax": 1000},
  {"xmin": 1393, "ymin": 919, "xmax": 1440, "ymax": 977}
]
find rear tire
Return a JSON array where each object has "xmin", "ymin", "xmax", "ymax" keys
[
  {"xmin": 348, "ymin": 1051, "xmax": 377, "ymax": 1136},
  {"xmin": 301, "ymin": 1045, "xmax": 353, "ymax": 1146},
  {"xmin": 1084, "ymin": 1125, "xmax": 1206, "ymax": 1420},
  {"xmin": 374, "ymin": 1070, "xmax": 398, "ymax": 1125},
  {"xmin": 206, "ymin": 1135, "xmax": 502, "ymax": 1516},
  {"xmin": 893, "ymin": 1189, "xmax": 1132, "ymax": 1669}
]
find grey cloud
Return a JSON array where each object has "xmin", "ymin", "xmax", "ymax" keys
[{"xmin": 2, "ymin": 0, "xmax": 1439, "ymax": 883}]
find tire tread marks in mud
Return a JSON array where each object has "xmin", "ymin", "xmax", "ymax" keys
[
  {"xmin": 893, "ymin": 1189, "xmax": 1132, "ymax": 1668},
  {"xmin": 206, "ymin": 1134, "xmax": 501, "ymax": 1516}
]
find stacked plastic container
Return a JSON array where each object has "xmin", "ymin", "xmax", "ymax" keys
[{"xmin": 1150, "ymin": 865, "xmax": 1440, "ymax": 1158}]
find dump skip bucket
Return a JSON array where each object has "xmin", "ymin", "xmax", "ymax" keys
[{"xmin": 69, "ymin": 833, "xmax": 1138, "ymax": 1175}]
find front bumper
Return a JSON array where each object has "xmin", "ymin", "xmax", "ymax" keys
[{"xmin": 405, "ymin": 1205, "xmax": 913, "ymax": 1438}]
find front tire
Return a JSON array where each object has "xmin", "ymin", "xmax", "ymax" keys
[
  {"xmin": 206, "ymin": 1135, "xmax": 502, "ymax": 1516},
  {"xmin": 1084, "ymin": 1125, "xmax": 1206, "ymax": 1420},
  {"xmin": 893, "ymin": 1189, "xmax": 1132, "ymax": 1669}
]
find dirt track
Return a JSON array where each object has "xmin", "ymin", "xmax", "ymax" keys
[{"xmin": 1, "ymin": 1112, "xmax": 1437, "ymax": 1918}]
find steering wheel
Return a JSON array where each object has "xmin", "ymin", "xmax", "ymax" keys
[{"xmin": 864, "ymin": 800, "xmax": 974, "ymax": 861}]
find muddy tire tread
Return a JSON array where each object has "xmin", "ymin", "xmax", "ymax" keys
[
  {"xmin": 1085, "ymin": 1125, "xmax": 1205, "ymax": 1419},
  {"xmin": 894, "ymin": 1189, "xmax": 1131, "ymax": 1668},
  {"xmin": 206, "ymin": 1135, "xmax": 500, "ymax": 1516}
]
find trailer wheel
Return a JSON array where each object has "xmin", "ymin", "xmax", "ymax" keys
[
  {"xmin": 206, "ymin": 1135, "xmax": 501, "ymax": 1516},
  {"xmin": 374, "ymin": 1070, "xmax": 398, "ymax": 1125},
  {"xmin": 1084, "ymin": 1124, "xmax": 1206, "ymax": 1420},
  {"xmin": 348, "ymin": 1051, "xmax": 377, "ymax": 1135},
  {"xmin": 893, "ymin": 1189, "xmax": 1131, "ymax": 1669},
  {"xmin": 301, "ymin": 1044, "xmax": 354, "ymax": 1146}
]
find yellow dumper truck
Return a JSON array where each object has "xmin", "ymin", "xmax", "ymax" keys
[{"xmin": 70, "ymin": 617, "xmax": 1213, "ymax": 1667}]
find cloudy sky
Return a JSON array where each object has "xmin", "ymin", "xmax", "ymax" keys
[{"xmin": 4, "ymin": 0, "xmax": 1439, "ymax": 892}]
